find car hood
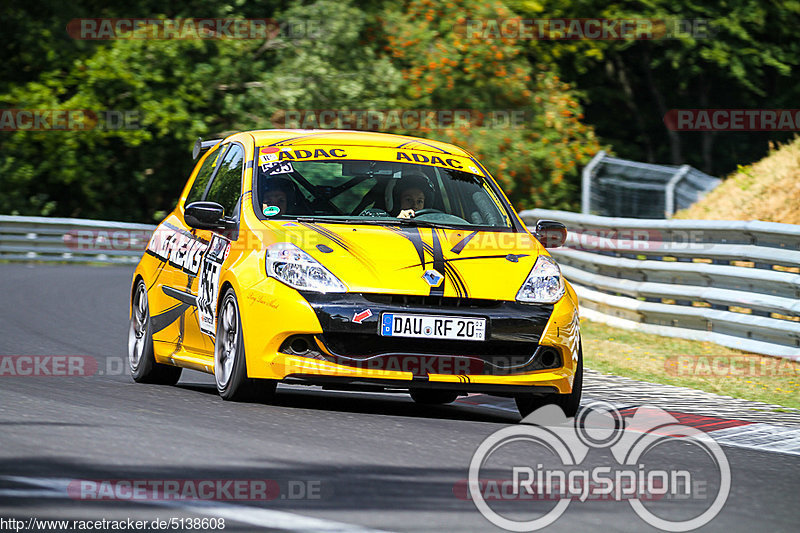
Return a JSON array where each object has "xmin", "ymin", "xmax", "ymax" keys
[{"xmin": 264, "ymin": 221, "xmax": 547, "ymax": 300}]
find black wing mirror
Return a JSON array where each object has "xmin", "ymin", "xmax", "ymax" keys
[
  {"xmin": 534, "ymin": 220, "xmax": 567, "ymax": 248},
  {"xmin": 185, "ymin": 201, "xmax": 226, "ymax": 230}
]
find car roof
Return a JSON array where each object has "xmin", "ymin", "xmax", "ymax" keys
[{"xmin": 243, "ymin": 129, "xmax": 474, "ymax": 157}]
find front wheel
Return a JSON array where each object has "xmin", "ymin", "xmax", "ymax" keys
[
  {"xmin": 214, "ymin": 288, "xmax": 276, "ymax": 402},
  {"xmin": 128, "ymin": 279, "xmax": 182, "ymax": 385},
  {"xmin": 515, "ymin": 343, "xmax": 583, "ymax": 419}
]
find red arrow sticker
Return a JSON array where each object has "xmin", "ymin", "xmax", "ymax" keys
[{"xmin": 353, "ymin": 309, "xmax": 373, "ymax": 324}]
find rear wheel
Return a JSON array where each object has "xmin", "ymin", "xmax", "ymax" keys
[
  {"xmin": 128, "ymin": 279, "xmax": 182, "ymax": 385},
  {"xmin": 214, "ymin": 288, "xmax": 276, "ymax": 402},
  {"xmin": 410, "ymin": 389, "xmax": 459, "ymax": 405},
  {"xmin": 515, "ymin": 343, "xmax": 583, "ymax": 419}
]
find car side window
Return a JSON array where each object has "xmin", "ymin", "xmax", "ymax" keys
[
  {"xmin": 185, "ymin": 146, "xmax": 223, "ymax": 206},
  {"xmin": 205, "ymin": 144, "xmax": 244, "ymax": 218}
]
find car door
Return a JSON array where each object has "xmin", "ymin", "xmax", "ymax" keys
[
  {"xmin": 148, "ymin": 144, "xmax": 224, "ymax": 357},
  {"xmin": 180, "ymin": 142, "xmax": 245, "ymax": 355}
]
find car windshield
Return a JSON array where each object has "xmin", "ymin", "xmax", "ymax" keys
[{"xmin": 254, "ymin": 158, "xmax": 514, "ymax": 229}]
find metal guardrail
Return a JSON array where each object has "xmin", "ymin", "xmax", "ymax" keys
[
  {"xmin": 0, "ymin": 215, "xmax": 155, "ymax": 264},
  {"xmin": 3, "ymin": 213, "xmax": 799, "ymax": 359},
  {"xmin": 520, "ymin": 209, "xmax": 800, "ymax": 359}
]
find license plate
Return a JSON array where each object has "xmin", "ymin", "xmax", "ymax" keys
[{"xmin": 380, "ymin": 313, "xmax": 486, "ymax": 341}]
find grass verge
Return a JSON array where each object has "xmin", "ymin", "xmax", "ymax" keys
[{"xmin": 580, "ymin": 319, "xmax": 800, "ymax": 410}]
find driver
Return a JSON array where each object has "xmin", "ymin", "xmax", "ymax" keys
[
  {"xmin": 394, "ymin": 173, "xmax": 435, "ymax": 219},
  {"xmin": 261, "ymin": 177, "xmax": 294, "ymax": 215}
]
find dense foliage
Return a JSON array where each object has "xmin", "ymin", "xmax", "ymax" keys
[{"xmin": 0, "ymin": 0, "xmax": 795, "ymax": 221}]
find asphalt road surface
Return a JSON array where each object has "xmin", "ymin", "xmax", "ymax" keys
[{"xmin": 0, "ymin": 264, "xmax": 797, "ymax": 532}]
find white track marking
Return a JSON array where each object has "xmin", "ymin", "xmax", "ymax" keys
[
  {"xmin": 708, "ymin": 423, "xmax": 800, "ymax": 456},
  {"xmin": 455, "ymin": 394, "xmax": 800, "ymax": 457},
  {"xmin": 0, "ymin": 488, "xmax": 64, "ymax": 498},
  {"xmin": 1, "ymin": 476, "xmax": 392, "ymax": 533}
]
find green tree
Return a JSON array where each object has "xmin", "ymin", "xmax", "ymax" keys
[
  {"xmin": 0, "ymin": 0, "xmax": 405, "ymax": 221},
  {"xmin": 508, "ymin": 0, "xmax": 800, "ymax": 175},
  {"xmin": 381, "ymin": 0, "xmax": 602, "ymax": 210}
]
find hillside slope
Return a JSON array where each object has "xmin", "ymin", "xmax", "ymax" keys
[{"xmin": 676, "ymin": 136, "xmax": 800, "ymax": 224}]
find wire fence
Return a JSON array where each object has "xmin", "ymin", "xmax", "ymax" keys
[{"xmin": 581, "ymin": 151, "xmax": 721, "ymax": 218}]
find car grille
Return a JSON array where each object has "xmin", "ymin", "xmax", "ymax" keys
[
  {"xmin": 361, "ymin": 293, "xmax": 502, "ymax": 309},
  {"xmin": 319, "ymin": 332, "xmax": 535, "ymax": 358},
  {"xmin": 315, "ymin": 333, "xmax": 558, "ymax": 375}
]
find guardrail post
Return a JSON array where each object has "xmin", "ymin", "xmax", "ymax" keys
[
  {"xmin": 665, "ymin": 164, "xmax": 690, "ymax": 218},
  {"xmin": 581, "ymin": 150, "xmax": 605, "ymax": 214}
]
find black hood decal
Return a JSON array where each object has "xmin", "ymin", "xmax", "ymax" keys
[{"xmin": 450, "ymin": 231, "xmax": 477, "ymax": 254}]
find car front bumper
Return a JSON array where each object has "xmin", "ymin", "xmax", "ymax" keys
[{"xmin": 242, "ymin": 287, "xmax": 581, "ymax": 395}]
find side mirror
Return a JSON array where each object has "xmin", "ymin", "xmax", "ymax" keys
[
  {"xmin": 534, "ymin": 220, "xmax": 567, "ymax": 248},
  {"xmin": 185, "ymin": 201, "xmax": 226, "ymax": 230}
]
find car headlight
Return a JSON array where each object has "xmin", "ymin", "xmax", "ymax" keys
[
  {"xmin": 516, "ymin": 255, "xmax": 565, "ymax": 303},
  {"xmin": 266, "ymin": 242, "xmax": 346, "ymax": 293}
]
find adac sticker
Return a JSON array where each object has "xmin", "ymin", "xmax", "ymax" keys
[
  {"xmin": 278, "ymin": 148, "xmax": 347, "ymax": 161},
  {"xmin": 395, "ymin": 151, "xmax": 463, "ymax": 169},
  {"xmin": 263, "ymin": 205, "xmax": 281, "ymax": 217}
]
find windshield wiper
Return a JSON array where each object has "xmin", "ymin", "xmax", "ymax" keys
[
  {"xmin": 289, "ymin": 216, "xmax": 348, "ymax": 224},
  {"xmin": 288, "ymin": 216, "xmax": 469, "ymax": 230},
  {"xmin": 358, "ymin": 217, "xmax": 469, "ymax": 230}
]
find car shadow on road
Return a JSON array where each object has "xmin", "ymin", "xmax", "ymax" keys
[
  {"xmin": 174, "ymin": 382, "xmax": 519, "ymax": 424},
  {"xmin": 0, "ymin": 456, "xmax": 510, "ymax": 514}
]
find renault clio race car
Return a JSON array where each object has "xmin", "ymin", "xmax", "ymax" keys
[{"xmin": 128, "ymin": 130, "xmax": 582, "ymax": 417}]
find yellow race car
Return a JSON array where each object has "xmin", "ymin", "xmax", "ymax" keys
[{"xmin": 128, "ymin": 130, "xmax": 582, "ymax": 417}]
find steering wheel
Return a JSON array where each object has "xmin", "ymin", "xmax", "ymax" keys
[
  {"xmin": 412, "ymin": 208, "xmax": 443, "ymax": 216},
  {"xmin": 359, "ymin": 208, "xmax": 389, "ymax": 217}
]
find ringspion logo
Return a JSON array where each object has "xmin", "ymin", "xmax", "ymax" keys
[{"xmin": 467, "ymin": 402, "xmax": 730, "ymax": 531}]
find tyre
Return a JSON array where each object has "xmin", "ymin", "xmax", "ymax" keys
[
  {"xmin": 410, "ymin": 389, "xmax": 459, "ymax": 405},
  {"xmin": 128, "ymin": 279, "xmax": 182, "ymax": 385},
  {"xmin": 214, "ymin": 288, "xmax": 276, "ymax": 402},
  {"xmin": 515, "ymin": 342, "xmax": 583, "ymax": 419}
]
